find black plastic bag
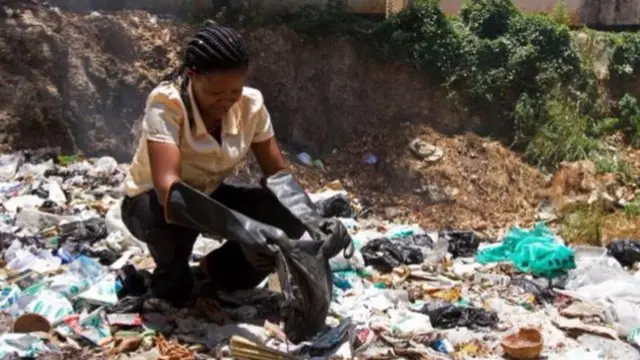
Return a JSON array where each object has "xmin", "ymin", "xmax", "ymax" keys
[
  {"xmin": 316, "ymin": 194, "xmax": 356, "ymax": 219},
  {"xmin": 59, "ymin": 217, "xmax": 108, "ymax": 244},
  {"xmin": 360, "ymin": 237, "xmax": 424, "ymax": 273},
  {"xmin": 441, "ymin": 230, "xmax": 482, "ymax": 258},
  {"xmin": 416, "ymin": 302, "xmax": 499, "ymax": 329},
  {"xmin": 165, "ymin": 173, "xmax": 352, "ymax": 342},
  {"xmin": 607, "ymin": 240, "xmax": 640, "ymax": 267}
]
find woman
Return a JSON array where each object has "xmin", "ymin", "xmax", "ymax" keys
[{"xmin": 121, "ymin": 23, "xmax": 301, "ymax": 307}]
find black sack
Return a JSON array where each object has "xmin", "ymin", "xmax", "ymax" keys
[{"xmin": 165, "ymin": 179, "xmax": 346, "ymax": 342}]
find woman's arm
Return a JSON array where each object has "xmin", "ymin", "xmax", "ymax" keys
[
  {"xmin": 148, "ymin": 141, "xmax": 181, "ymax": 206},
  {"xmin": 143, "ymin": 94, "xmax": 184, "ymax": 208},
  {"xmin": 251, "ymin": 136, "xmax": 286, "ymax": 176}
]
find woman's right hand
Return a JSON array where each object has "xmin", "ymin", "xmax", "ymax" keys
[{"xmin": 147, "ymin": 140, "xmax": 181, "ymax": 209}]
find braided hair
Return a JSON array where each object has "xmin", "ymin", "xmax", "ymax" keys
[{"xmin": 162, "ymin": 20, "xmax": 249, "ymax": 82}]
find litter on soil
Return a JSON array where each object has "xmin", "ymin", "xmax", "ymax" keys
[{"xmin": 0, "ymin": 149, "xmax": 639, "ymax": 359}]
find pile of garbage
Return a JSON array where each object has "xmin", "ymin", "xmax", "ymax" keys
[{"xmin": 1, "ymin": 148, "xmax": 640, "ymax": 359}]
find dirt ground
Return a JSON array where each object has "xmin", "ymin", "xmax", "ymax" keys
[{"xmin": 2, "ymin": 1, "xmax": 639, "ymax": 238}]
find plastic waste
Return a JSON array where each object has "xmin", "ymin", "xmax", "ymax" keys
[
  {"xmin": 441, "ymin": 230, "xmax": 482, "ymax": 258},
  {"xmin": 22, "ymin": 289, "xmax": 74, "ymax": 324},
  {"xmin": 577, "ymin": 334, "xmax": 640, "ymax": 360},
  {"xmin": 628, "ymin": 327, "xmax": 640, "ymax": 347},
  {"xmin": 0, "ymin": 333, "xmax": 51, "ymax": 359},
  {"xmin": 329, "ymin": 230, "xmax": 380, "ymax": 271},
  {"xmin": 64, "ymin": 310, "xmax": 113, "ymax": 346},
  {"xmin": 4, "ymin": 240, "xmax": 62, "ymax": 273},
  {"xmin": 476, "ymin": 223, "xmax": 576, "ymax": 278},
  {"xmin": 414, "ymin": 301, "xmax": 499, "ymax": 329},
  {"xmin": 390, "ymin": 310, "xmax": 433, "ymax": 337},
  {"xmin": 0, "ymin": 285, "xmax": 22, "ymax": 311},
  {"xmin": 361, "ymin": 237, "xmax": 424, "ymax": 272},
  {"xmin": 292, "ymin": 319, "xmax": 353, "ymax": 357},
  {"xmin": 511, "ymin": 277, "xmax": 555, "ymax": 304},
  {"xmin": 166, "ymin": 173, "xmax": 351, "ymax": 342},
  {"xmin": 0, "ymin": 154, "xmax": 22, "ymax": 181},
  {"xmin": 14, "ymin": 209, "xmax": 74, "ymax": 232},
  {"xmin": 15, "ymin": 160, "xmax": 54, "ymax": 180},
  {"xmin": 2, "ymin": 195, "xmax": 45, "ymax": 213},
  {"xmin": 385, "ymin": 224, "xmax": 426, "ymax": 238},
  {"xmin": 46, "ymin": 180, "xmax": 67, "ymax": 205},
  {"xmin": 90, "ymin": 156, "xmax": 118, "ymax": 177},
  {"xmin": 296, "ymin": 152, "xmax": 313, "ymax": 166},
  {"xmin": 563, "ymin": 257, "xmax": 640, "ymax": 337},
  {"xmin": 607, "ymin": 240, "xmax": 640, "ymax": 268},
  {"xmin": 316, "ymin": 194, "xmax": 356, "ymax": 219},
  {"xmin": 77, "ymin": 273, "xmax": 119, "ymax": 306},
  {"xmin": 105, "ymin": 200, "xmax": 148, "ymax": 251}
]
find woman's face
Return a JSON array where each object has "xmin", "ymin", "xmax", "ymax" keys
[{"xmin": 189, "ymin": 67, "xmax": 248, "ymax": 119}]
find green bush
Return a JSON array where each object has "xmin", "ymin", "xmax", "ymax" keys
[
  {"xmin": 281, "ymin": 0, "xmax": 372, "ymax": 37},
  {"xmin": 372, "ymin": 0, "xmax": 461, "ymax": 80},
  {"xmin": 524, "ymin": 96, "xmax": 599, "ymax": 170},
  {"xmin": 281, "ymin": 0, "xmax": 639, "ymax": 169},
  {"xmin": 618, "ymin": 94, "xmax": 640, "ymax": 147},
  {"xmin": 460, "ymin": 0, "xmax": 518, "ymax": 39},
  {"xmin": 610, "ymin": 33, "xmax": 640, "ymax": 78}
]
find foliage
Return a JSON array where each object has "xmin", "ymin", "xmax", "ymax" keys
[
  {"xmin": 610, "ymin": 33, "xmax": 640, "ymax": 78},
  {"xmin": 524, "ymin": 95, "xmax": 599, "ymax": 170},
  {"xmin": 372, "ymin": 0, "xmax": 461, "ymax": 80},
  {"xmin": 617, "ymin": 94, "xmax": 640, "ymax": 147},
  {"xmin": 280, "ymin": 0, "xmax": 373, "ymax": 38},
  {"xmin": 218, "ymin": 0, "xmax": 640, "ymax": 171},
  {"xmin": 460, "ymin": 0, "xmax": 517, "ymax": 39},
  {"xmin": 559, "ymin": 203, "xmax": 604, "ymax": 246},
  {"xmin": 551, "ymin": 0, "xmax": 570, "ymax": 26}
]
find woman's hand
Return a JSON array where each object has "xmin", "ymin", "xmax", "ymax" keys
[
  {"xmin": 251, "ymin": 136, "xmax": 286, "ymax": 176},
  {"xmin": 148, "ymin": 141, "xmax": 181, "ymax": 207}
]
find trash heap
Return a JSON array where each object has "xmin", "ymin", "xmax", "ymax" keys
[{"xmin": 1, "ymin": 149, "xmax": 640, "ymax": 359}]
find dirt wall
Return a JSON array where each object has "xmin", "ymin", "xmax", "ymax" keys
[{"xmin": 0, "ymin": 5, "xmax": 462, "ymax": 160}]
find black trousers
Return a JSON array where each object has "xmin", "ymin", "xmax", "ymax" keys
[{"xmin": 120, "ymin": 183, "xmax": 285, "ymax": 306}]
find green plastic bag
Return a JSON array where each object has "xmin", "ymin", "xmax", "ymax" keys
[{"xmin": 476, "ymin": 223, "xmax": 575, "ymax": 278}]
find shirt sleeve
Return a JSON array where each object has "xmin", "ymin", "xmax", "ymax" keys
[
  {"xmin": 142, "ymin": 97, "xmax": 182, "ymax": 144},
  {"xmin": 252, "ymin": 105, "xmax": 275, "ymax": 143}
]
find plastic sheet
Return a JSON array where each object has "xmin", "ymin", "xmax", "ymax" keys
[
  {"xmin": 166, "ymin": 172, "xmax": 352, "ymax": 342},
  {"xmin": 476, "ymin": 223, "xmax": 575, "ymax": 278}
]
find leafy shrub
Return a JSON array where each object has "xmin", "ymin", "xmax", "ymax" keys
[
  {"xmin": 281, "ymin": 0, "xmax": 637, "ymax": 167},
  {"xmin": 618, "ymin": 94, "xmax": 640, "ymax": 147},
  {"xmin": 610, "ymin": 33, "xmax": 640, "ymax": 78},
  {"xmin": 524, "ymin": 96, "xmax": 599, "ymax": 170},
  {"xmin": 372, "ymin": 0, "xmax": 461, "ymax": 80},
  {"xmin": 460, "ymin": 0, "xmax": 518, "ymax": 39}
]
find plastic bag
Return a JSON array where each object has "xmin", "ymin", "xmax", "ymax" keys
[
  {"xmin": 441, "ymin": 230, "xmax": 482, "ymax": 258},
  {"xmin": 607, "ymin": 240, "xmax": 640, "ymax": 268},
  {"xmin": 415, "ymin": 302, "xmax": 499, "ymax": 329},
  {"xmin": 361, "ymin": 237, "xmax": 424, "ymax": 272},
  {"xmin": 105, "ymin": 200, "xmax": 148, "ymax": 252},
  {"xmin": 166, "ymin": 173, "xmax": 351, "ymax": 342},
  {"xmin": 0, "ymin": 333, "xmax": 50, "ymax": 359},
  {"xmin": 23, "ymin": 289, "xmax": 74, "ymax": 324},
  {"xmin": 476, "ymin": 223, "xmax": 575, "ymax": 278}
]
